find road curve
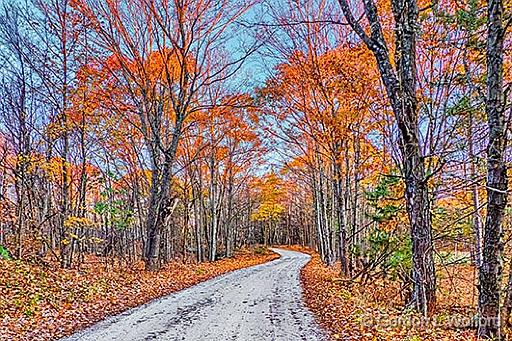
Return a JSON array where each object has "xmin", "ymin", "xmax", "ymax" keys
[{"xmin": 61, "ymin": 248, "xmax": 326, "ymax": 341}]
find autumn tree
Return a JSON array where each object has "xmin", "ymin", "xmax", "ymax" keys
[
  {"xmin": 0, "ymin": 0, "xmax": 91, "ymax": 267},
  {"xmin": 73, "ymin": 0, "xmax": 256, "ymax": 270},
  {"xmin": 251, "ymin": 172, "xmax": 286, "ymax": 245},
  {"xmin": 338, "ymin": 0, "xmax": 437, "ymax": 315},
  {"xmin": 259, "ymin": 23, "xmax": 387, "ymax": 267},
  {"xmin": 478, "ymin": 0, "xmax": 509, "ymax": 338}
]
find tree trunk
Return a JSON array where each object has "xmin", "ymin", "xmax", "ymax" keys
[
  {"xmin": 405, "ymin": 152, "xmax": 436, "ymax": 315},
  {"xmin": 144, "ymin": 174, "xmax": 164, "ymax": 270},
  {"xmin": 225, "ymin": 167, "xmax": 235, "ymax": 257},
  {"xmin": 478, "ymin": 0, "xmax": 507, "ymax": 338},
  {"xmin": 208, "ymin": 154, "xmax": 218, "ymax": 261},
  {"xmin": 333, "ymin": 152, "xmax": 348, "ymax": 275},
  {"xmin": 468, "ymin": 110, "xmax": 483, "ymax": 269},
  {"xmin": 339, "ymin": 0, "xmax": 436, "ymax": 315},
  {"xmin": 144, "ymin": 150, "xmax": 176, "ymax": 270}
]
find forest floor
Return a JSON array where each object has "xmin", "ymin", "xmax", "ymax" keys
[
  {"xmin": 0, "ymin": 246, "xmax": 279, "ymax": 341},
  {"xmin": 286, "ymin": 245, "xmax": 479, "ymax": 340}
]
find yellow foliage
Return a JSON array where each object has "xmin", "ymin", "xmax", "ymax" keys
[
  {"xmin": 251, "ymin": 172, "xmax": 287, "ymax": 222},
  {"xmin": 251, "ymin": 202, "xmax": 285, "ymax": 222},
  {"xmin": 64, "ymin": 216, "xmax": 92, "ymax": 229}
]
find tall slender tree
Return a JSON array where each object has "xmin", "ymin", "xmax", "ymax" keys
[
  {"xmin": 478, "ymin": 0, "xmax": 508, "ymax": 338},
  {"xmin": 338, "ymin": 0, "xmax": 436, "ymax": 315}
]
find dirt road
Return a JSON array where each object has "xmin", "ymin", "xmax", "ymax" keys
[{"xmin": 62, "ymin": 248, "xmax": 326, "ymax": 341}]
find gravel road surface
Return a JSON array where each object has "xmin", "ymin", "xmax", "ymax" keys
[{"xmin": 62, "ymin": 248, "xmax": 326, "ymax": 341}]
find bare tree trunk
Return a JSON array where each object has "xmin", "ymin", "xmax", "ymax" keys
[
  {"xmin": 339, "ymin": 0, "xmax": 436, "ymax": 315},
  {"xmin": 350, "ymin": 128, "xmax": 362, "ymax": 275},
  {"xmin": 467, "ymin": 110, "xmax": 483, "ymax": 269},
  {"xmin": 59, "ymin": 5, "xmax": 71, "ymax": 268},
  {"xmin": 208, "ymin": 154, "xmax": 218, "ymax": 261},
  {"xmin": 144, "ymin": 128, "xmax": 182, "ymax": 270},
  {"xmin": 225, "ymin": 166, "xmax": 235, "ymax": 257},
  {"xmin": 192, "ymin": 176, "xmax": 204, "ymax": 262},
  {"xmin": 478, "ymin": 0, "xmax": 507, "ymax": 338},
  {"xmin": 312, "ymin": 174, "xmax": 326, "ymax": 262},
  {"xmin": 318, "ymin": 160, "xmax": 333, "ymax": 265},
  {"xmin": 333, "ymin": 147, "xmax": 348, "ymax": 275}
]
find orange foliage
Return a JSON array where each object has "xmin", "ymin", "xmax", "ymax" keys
[
  {"xmin": 283, "ymin": 246, "xmax": 477, "ymax": 341},
  {"xmin": 0, "ymin": 248, "xmax": 279, "ymax": 341}
]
